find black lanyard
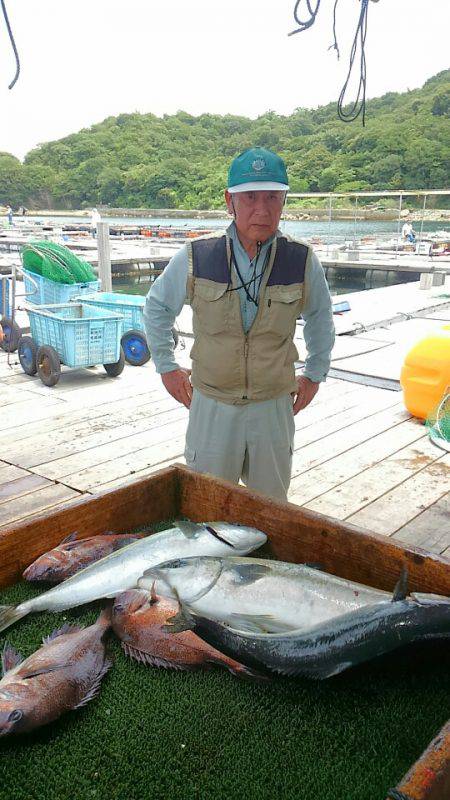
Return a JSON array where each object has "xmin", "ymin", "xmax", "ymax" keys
[{"xmin": 227, "ymin": 240, "xmax": 271, "ymax": 307}]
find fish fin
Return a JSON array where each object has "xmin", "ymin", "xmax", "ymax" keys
[
  {"xmin": 204, "ymin": 525, "xmax": 232, "ymax": 547},
  {"xmin": 122, "ymin": 643, "xmax": 191, "ymax": 671},
  {"xmin": 150, "ymin": 581, "xmax": 158, "ymax": 604},
  {"xmin": 206, "ymin": 656, "xmax": 269, "ymax": 683},
  {"xmin": 275, "ymin": 661, "xmax": 353, "ymax": 679},
  {"xmin": 97, "ymin": 606, "xmax": 112, "ymax": 630},
  {"xmin": 72, "ymin": 658, "xmax": 113, "ymax": 709},
  {"xmin": 21, "ymin": 663, "xmax": 70, "ymax": 679},
  {"xmin": 0, "ymin": 605, "xmax": 28, "ymax": 634},
  {"xmin": 162, "ymin": 605, "xmax": 196, "ymax": 634},
  {"xmin": 229, "ymin": 612, "xmax": 296, "ymax": 634},
  {"xmin": 411, "ymin": 592, "xmax": 450, "ymax": 606},
  {"xmin": 174, "ymin": 519, "xmax": 201, "ymax": 539},
  {"xmin": 228, "ymin": 562, "xmax": 272, "ymax": 586},
  {"xmin": 42, "ymin": 623, "xmax": 83, "ymax": 644},
  {"xmin": 60, "ymin": 531, "xmax": 79, "ymax": 544},
  {"xmin": 112, "ymin": 535, "xmax": 142, "ymax": 551},
  {"xmin": 392, "ymin": 565, "xmax": 408, "ymax": 602},
  {"xmin": 2, "ymin": 642, "xmax": 24, "ymax": 675},
  {"xmin": 303, "ymin": 562, "xmax": 325, "ymax": 571}
]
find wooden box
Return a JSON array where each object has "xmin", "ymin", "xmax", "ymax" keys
[{"xmin": 0, "ymin": 463, "xmax": 449, "ymax": 800}]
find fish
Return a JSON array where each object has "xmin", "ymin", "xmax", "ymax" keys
[
  {"xmin": 138, "ymin": 555, "xmax": 394, "ymax": 634},
  {"xmin": 23, "ymin": 531, "xmax": 145, "ymax": 583},
  {"xmin": 166, "ymin": 585, "xmax": 450, "ymax": 680},
  {"xmin": 111, "ymin": 587, "xmax": 262, "ymax": 679},
  {"xmin": 0, "ymin": 609, "xmax": 111, "ymax": 736},
  {"xmin": 0, "ymin": 521, "xmax": 266, "ymax": 634}
]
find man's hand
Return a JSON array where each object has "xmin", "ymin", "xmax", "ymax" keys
[
  {"xmin": 292, "ymin": 376, "xmax": 319, "ymax": 415},
  {"xmin": 0, "ymin": 324, "xmax": 3, "ymax": 344},
  {"xmin": 161, "ymin": 368, "xmax": 193, "ymax": 409}
]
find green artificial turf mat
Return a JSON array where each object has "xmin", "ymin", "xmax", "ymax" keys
[{"xmin": 0, "ymin": 526, "xmax": 449, "ymax": 800}]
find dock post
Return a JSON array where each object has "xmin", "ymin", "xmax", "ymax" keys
[{"xmin": 97, "ymin": 221, "xmax": 112, "ymax": 291}]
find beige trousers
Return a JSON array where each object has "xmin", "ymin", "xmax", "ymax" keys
[{"xmin": 184, "ymin": 389, "xmax": 295, "ymax": 502}]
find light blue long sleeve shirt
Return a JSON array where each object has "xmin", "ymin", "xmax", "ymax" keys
[{"xmin": 144, "ymin": 222, "xmax": 335, "ymax": 383}]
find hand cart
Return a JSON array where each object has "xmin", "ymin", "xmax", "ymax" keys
[
  {"xmin": 80, "ymin": 292, "xmax": 179, "ymax": 366},
  {"xmin": 0, "ymin": 264, "xmax": 39, "ymax": 355},
  {"xmin": 20, "ymin": 302, "xmax": 125, "ymax": 386}
]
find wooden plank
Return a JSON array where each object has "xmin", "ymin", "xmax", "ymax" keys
[
  {"xmin": 393, "ymin": 493, "xmax": 450, "ymax": 554},
  {"xmin": 291, "ymin": 403, "xmax": 408, "ymax": 478},
  {"xmin": 1, "ymin": 385, "xmax": 44, "ymax": 407},
  {"xmin": 32, "ymin": 419, "xmax": 187, "ymax": 480},
  {"xmin": 304, "ymin": 435, "xmax": 443, "ymax": 520},
  {"xmin": 293, "ymin": 388, "xmax": 399, "ymax": 448},
  {"xmin": 0, "ymin": 484, "xmax": 81, "ymax": 528},
  {"xmin": 9, "ymin": 404, "xmax": 187, "ymax": 469},
  {"xmin": 0, "ymin": 389, "xmax": 163, "ymax": 447},
  {"xmin": 176, "ymin": 465, "xmax": 450, "ymax": 596},
  {"xmin": 61, "ymin": 435, "xmax": 186, "ymax": 491},
  {"xmin": 387, "ymin": 720, "xmax": 450, "ymax": 800},
  {"xmin": 0, "ymin": 473, "xmax": 50, "ymax": 504},
  {"xmin": 0, "ymin": 395, "xmax": 67, "ymax": 432},
  {"xmin": 90, "ymin": 455, "xmax": 185, "ymax": 493},
  {"xmin": 348, "ymin": 452, "xmax": 450, "ymax": 535},
  {"xmin": 0, "ymin": 464, "xmax": 31, "ymax": 483},
  {"xmin": 289, "ymin": 418, "xmax": 426, "ymax": 505},
  {"xmin": 0, "ymin": 466, "xmax": 178, "ymax": 587}
]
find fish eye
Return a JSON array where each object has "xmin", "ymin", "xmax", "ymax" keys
[
  {"xmin": 113, "ymin": 603, "xmax": 124, "ymax": 613},
  {"xmin": 8, "ymin": 709, "xmax": 23, "ymax": 723}
]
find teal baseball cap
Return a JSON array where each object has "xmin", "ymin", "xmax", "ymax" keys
[{"xmin": 227, "ymin": 147, "xmax": 289, "ymax": 193}]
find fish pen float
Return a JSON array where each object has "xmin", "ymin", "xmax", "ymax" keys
[{"xmin": 0, "ymin": 464, "xmax": 449, "ymax": 800}]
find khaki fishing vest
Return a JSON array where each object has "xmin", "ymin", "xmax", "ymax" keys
[{"xmin": 186, "ymin": 232, "xmax": 312, "ymax": 404}]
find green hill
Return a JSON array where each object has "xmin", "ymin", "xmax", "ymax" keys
[{"xmin": 2, "ymin": 70, "xmax": 449, "ymax": 211}]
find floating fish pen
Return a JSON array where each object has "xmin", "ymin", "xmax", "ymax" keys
[{"xmin": 1, "ymin": 465, "xmax": 449, "ymax": 800}]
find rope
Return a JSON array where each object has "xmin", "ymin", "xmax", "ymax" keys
[
  {"xmin": 337, "ymin": 0, "xmax": 370, "ymax": 125},
  {"xmin": 289, "ymin": 0, "xmax": 380, "ymax": 126},
  {"xmin": 328, "ymin": 0, "xmax": 340, "ymax": 59},
  {"xmin": 288, "ymin": 0, "xmax": 321, "ymax": 35},
  {"xmin": 1, "ymin": 0, "xmax": 20, "ymax": 89}
]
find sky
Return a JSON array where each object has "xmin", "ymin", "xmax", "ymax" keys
[{"xmin": 0, "ymin": 0, "xmax": 448, "ymax": 160}]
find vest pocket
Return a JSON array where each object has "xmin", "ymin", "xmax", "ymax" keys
[
  {"xmin": 192, "ymin": 281, "xmax": 230, "ymax": 334},
  {"xmin": 263, "ymin": 285, "xmax": 303, "ymax": 336}
]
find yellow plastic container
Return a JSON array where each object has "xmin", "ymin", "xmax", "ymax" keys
[{"xmin": 400, "ymin": 324, "xmax": 450, "ymax": 419}]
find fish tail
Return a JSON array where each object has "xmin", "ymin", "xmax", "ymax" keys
[
  {"xmin": 226, "ymin": 661, "xmax": 270, "ymax": 683},
  {"xmin": 0, "ymin": 605, "xmax": 28, "ymax": 634}
]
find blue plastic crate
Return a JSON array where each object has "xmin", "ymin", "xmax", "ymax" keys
[
  {"xmin": 0, "ymin": 278, "xmax": 11, "ymax": 317},
  {"xmin": 27, "ymin": 303, "xmax": 123, "ymax": 368},
  {"xmin": 23, "ymin": 269, "xmax": 100, "ymax": 306},
  {"xmin": 79, "ymin": 292, "xmax": 145, "ymax": 334}
]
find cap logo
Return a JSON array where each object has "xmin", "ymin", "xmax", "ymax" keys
[{"xmin": 252, "ymin": 157, "xmax": 266, "ymax": 172}]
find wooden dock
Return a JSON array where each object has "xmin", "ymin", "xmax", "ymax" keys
[{"xmin": 1, "ymin": 277, "xmax": 449, "ymax": 555}]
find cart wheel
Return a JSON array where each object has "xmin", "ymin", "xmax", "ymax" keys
[
  {"xmin": 36, "ymin": 345, "xmax": 61, "ymax": 386},
  {"xmin": 121, "ymin": 330, "xmax": 150, "ymax": 366},
  {"xmin": 104, "ymin": 346, "xmax": 125, "ymax": 377},
  {"xmin": 18, "ymin": 336, "xmax": 37, "ymax": 375},
  {"xmin": 0, "ymin": 317, "xmax": 21, "ymax": 352},
  {"xmin": 172, "ymin": 327, "xmax": 179, "ymax": 348}
]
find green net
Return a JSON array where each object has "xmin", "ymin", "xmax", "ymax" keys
[
  {"xmin": 22, "ymin": 241, "xmax": 97, "ymax": 285},
  {"xmin": 425, "ymin": 390, "xmax": 450, "ymax": 452}
]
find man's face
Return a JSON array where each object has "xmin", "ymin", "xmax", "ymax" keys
[{"xmin": 225, "ymin": 189, "xmax": 285, "ymax": 245}]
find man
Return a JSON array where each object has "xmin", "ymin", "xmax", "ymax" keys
[
  {"xmin": 144, "ymin": 147, "xmax": 335, "ymax": 501},
  {"xmin": 90, "ymin": 208, "xmax": 101, "ymax": 238}
]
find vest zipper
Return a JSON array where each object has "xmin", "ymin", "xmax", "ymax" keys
[{"xmin": 243, "ymin": 337, "xmax": 249, "ymax": 400}]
